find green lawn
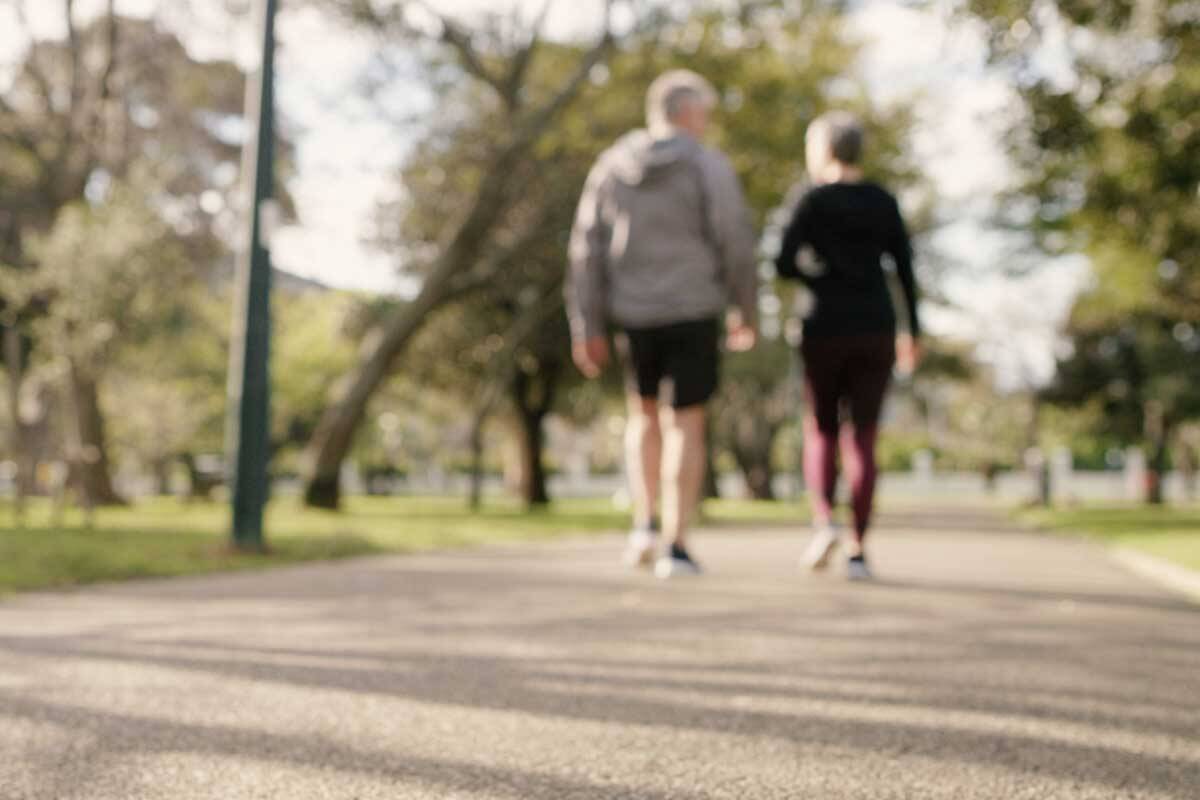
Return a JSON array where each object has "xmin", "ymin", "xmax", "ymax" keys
[
  {"xmin": 1019, "ymin": 505, "xmax": 1200, "ymax": 572},
  {"xmin": 0, "ymin": 495, "xmax": 807, "ymax": 595}
]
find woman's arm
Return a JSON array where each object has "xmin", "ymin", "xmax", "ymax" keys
[
  {"xmin": 888, "ymin": 197, "xmax": 920, "ymax": 339},
  {"xmin": 774, "ymin": 193, "xmax": 812, "ymax": 285}
]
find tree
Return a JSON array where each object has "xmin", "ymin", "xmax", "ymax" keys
[
  {"xmin": 1044, "ymin": 309, "xmax": 1200, "ymax": 503},
  {"xmin": 300, "ymin": 0, "xmax": 620, "ymax": 509},
  {"xmin": 966, "ymin": 0, "xmax": 1200, "ymax": 502},
  {"xmin": 8, "ymin": 182, "xmax": 192, "ymax": 504},
  {"xmin": 0, "ymin": 7, "xmax": 251, "ymax": 504}
]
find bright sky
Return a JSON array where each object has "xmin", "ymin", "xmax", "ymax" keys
[{"xmin": 0, "ymin": 0, "xmax": 1086, "ymax": 386}]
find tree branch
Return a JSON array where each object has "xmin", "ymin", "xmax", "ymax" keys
[
  {"xmin": 12, "ymin": 3, "xmax": 65, "ymax": 122},
  {"xmin": 438, "ymin": 16, "xmax": 509, "ymax": 97},
  {"xmin": 0, "ymin": 95, "xmax": 42, "ymax": 158},
  {"xmin": 84, "ymin": 0, "xmax": 120, "ymax": 171},
  {"xmin": 471, "ymin": 285, "xmax": 566, "ymax": 422},
  {"xmin": 503, "ymin": 1, "xmax": 614, "ymax": 155},
  {"xmin": 500, "ymin": 0, "xmax": 554, "ymax": 110}
]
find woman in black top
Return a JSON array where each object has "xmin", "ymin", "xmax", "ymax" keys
[{"xmin": 775, "ymin": 111, "xmax": 921, "ymax": 581}]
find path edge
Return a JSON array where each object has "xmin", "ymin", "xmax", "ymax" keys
[{"xmin": 1110, "ymin": 547, "xmax": 1200, "ymax": 603}]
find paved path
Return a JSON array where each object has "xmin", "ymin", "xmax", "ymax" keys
[{"xmin": 1, "ymin": 508, "xmax": 1197, "ymax": 799}]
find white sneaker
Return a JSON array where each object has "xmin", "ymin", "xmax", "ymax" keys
[
  {"xmin": 654, "ymin": 548, "xmax": 703, "ymax": 579},
  {"xmin": 846, "ymin": 556, "xmax": 873, "ymax": 582},
  {"xmin": 623, "ymin": 529, "xmax": 658, "ymax": 568},
  {"xmin": 802, "ymin": 523, "xmax": 841, "ymax": 571}
]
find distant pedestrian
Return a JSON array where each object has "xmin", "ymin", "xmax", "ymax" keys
[
  {"xmin": 775, "ymin": 111, "xmax": 921, "ymax": 581},
  {"xmin": 567, "ymin": 69, "xmax": 759, "ymax": 578}
]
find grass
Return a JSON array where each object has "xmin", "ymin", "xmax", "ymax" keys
[
  {"xmin": 1018, "ymin": 504, "xmax": 1200, "ymax": 572},
  {"xmin": 0, "ymin": 495, "xmax": 807, "ymax": 595}
]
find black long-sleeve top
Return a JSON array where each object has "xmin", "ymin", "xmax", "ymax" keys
[{"xmin": 775, "ymin": 181, "xmax": 920, "ymax": 339}]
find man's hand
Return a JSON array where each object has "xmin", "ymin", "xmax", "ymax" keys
[
  {"xmin": 726, "ymin": 324, "xmax": 757, "ymax": 352},
  {"xmin": 572, "ymin": 336, "xmax": 610, "ymax": 378},
  {"xmin": 896, "ymin": 333, "xmax": 921, "ymax": 376},
  {"xmin": 725, "ymin": 311, "xmax": 757, "ymax": 352}
]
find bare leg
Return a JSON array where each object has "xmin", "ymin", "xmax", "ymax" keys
[
  {"xmin": 625, "ymin": 395, "xmax": 661, "ymax": 528},
  {"xmin": 660, "ymin": 404, "xmax": 706, "ymax": 547}
]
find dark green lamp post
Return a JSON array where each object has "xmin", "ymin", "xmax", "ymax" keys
[{"xmin": 227, "ymin": 0, "xmax": 279, "ymax": 551}]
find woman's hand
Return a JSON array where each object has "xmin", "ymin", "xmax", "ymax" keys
[{"xmin": 896, "ymin": 333, "xmax": 921, "ymax": 376}]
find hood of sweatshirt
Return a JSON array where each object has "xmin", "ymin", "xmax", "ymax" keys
[{"xmin": 604, "ymin": 129, "xmax": 699, "ymax": 187}]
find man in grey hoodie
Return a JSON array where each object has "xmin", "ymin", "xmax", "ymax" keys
[{"xmin": 566, "ymin": 69, "xmax": 758, "ymax": 578}]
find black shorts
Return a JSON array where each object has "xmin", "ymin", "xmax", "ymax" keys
[{"xmin": 616, "ymin": 318, "xmax": 720, "ymax": 409}]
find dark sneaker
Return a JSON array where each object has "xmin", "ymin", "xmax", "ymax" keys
[
  {"xmin": 846, "ymin": 554, "xmax": 873, "ymax": 582},
  {"xmin": 654, "ymin": 544, "xmax": 703, "ymax": 579}
]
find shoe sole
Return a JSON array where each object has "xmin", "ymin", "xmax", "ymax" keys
[
  {"xmin": 654, "ymin": 560, "xmax": 702, "ymax": 579},
  {"xmin": 623, "ymin": 546, "xmax": 657, "ymax": 569},
  {"xmin": 803, "ymin": 536, "xmax": 839, "ymax": 572}
]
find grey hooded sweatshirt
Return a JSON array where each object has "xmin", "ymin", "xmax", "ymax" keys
[{"xmin": 566, "ymin": 130, "xmax": 758, "ymax": 341}]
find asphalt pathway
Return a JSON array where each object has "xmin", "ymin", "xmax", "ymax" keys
[{"xmin": 1, "ymin": 507, "xmax": 1197, "ymax": 799}]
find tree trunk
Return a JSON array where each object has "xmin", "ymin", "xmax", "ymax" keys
[
  {"xmin": 733, "ymin": 442, "xmax": 776, "ymax": 501},
  {"xmin": 734, "ymin": 419, "xmax": 778, "ymax": 501},
  {"xmin": 151, "ymin": 457, "xmax": 172, "ymax": 496},
  {"xmin": 1143, "ymin": 401, "xmax": 1169, "ymax": 506},
  {"xmin": 513, "ymin": 407, "xmax": 550, "ymax": 508},
  {"xmin": 509, "ymin": 362, "xmax": 560, "ymax": 509},
  {"xmin": 468, "ymin": 411, "xmax": 487, "ymax": 512},
  {"xmin": 3, "ymin": 325, "xmax": 30, "ymax": 522},
  {"xmin": 67, "ymin": 360, "xmax": 126, "ymax": 507},
  {"xmin": 703, "ymin": 418, "xmax": 721, "ymax": 500},
  {"xmin": 1176, "ymin": 434, "xmax": 1197, "ymax": 502}
]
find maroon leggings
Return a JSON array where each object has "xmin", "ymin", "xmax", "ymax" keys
[{"xmin": 800, "ymin": 334, "xmax": 896, "ymax": 544}]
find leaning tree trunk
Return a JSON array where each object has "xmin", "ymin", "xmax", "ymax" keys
[
  {"xmin": 67, "ymin": 360, "xmax": 126, "ymax": 507},
  {"xmin": 299, "ymin": 32, "xmax": 613, "ymax": 510}
]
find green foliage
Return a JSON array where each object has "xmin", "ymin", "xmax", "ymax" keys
[
  {"xmin": 877, "ymin": 429, "xmax": 933, "ymax": 472},
  {"xmin": 966, "ymin": 1, "xmax": 1200, "ymax": 475},
  {"xmin": 272, "ymin": 291, "xmax": 360, "ymax": 456},
  {"xmin": 1046, "ymin": 311, "xmax": 1200, "ymax": 441},
  {"xmin": 23, "ymin": 182, "xmax": 192, "ymax": 366}
]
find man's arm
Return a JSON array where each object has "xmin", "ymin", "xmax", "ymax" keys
[
  {"xmin": 700, "ymin": 151, "xmax": 759, "ymax": 342},
  {"xmin": 566, "ymin": 162, "xmax": 612, "ymax": 375}
]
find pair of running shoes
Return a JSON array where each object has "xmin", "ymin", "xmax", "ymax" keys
[{"xmin": 623, "ymin": 521, "xmax": 872, "ymax": 581}]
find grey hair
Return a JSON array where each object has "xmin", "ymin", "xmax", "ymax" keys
[
  {"xmin": 645, "ymin": 69, "xmax": 718, "ymax": 136},
  {"xmin": 809, "ymin": 111, "xmax": 865, "ymax": 165}
]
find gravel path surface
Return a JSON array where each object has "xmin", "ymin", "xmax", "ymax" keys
[{"xmin": 1, "ymin": 507, "xmax": 1197, "ymax": 799}]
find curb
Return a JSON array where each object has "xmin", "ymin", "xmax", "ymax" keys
[{"xmin": 1110, "ymin": 547, "xmax": 1200, "ymax": 603}]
